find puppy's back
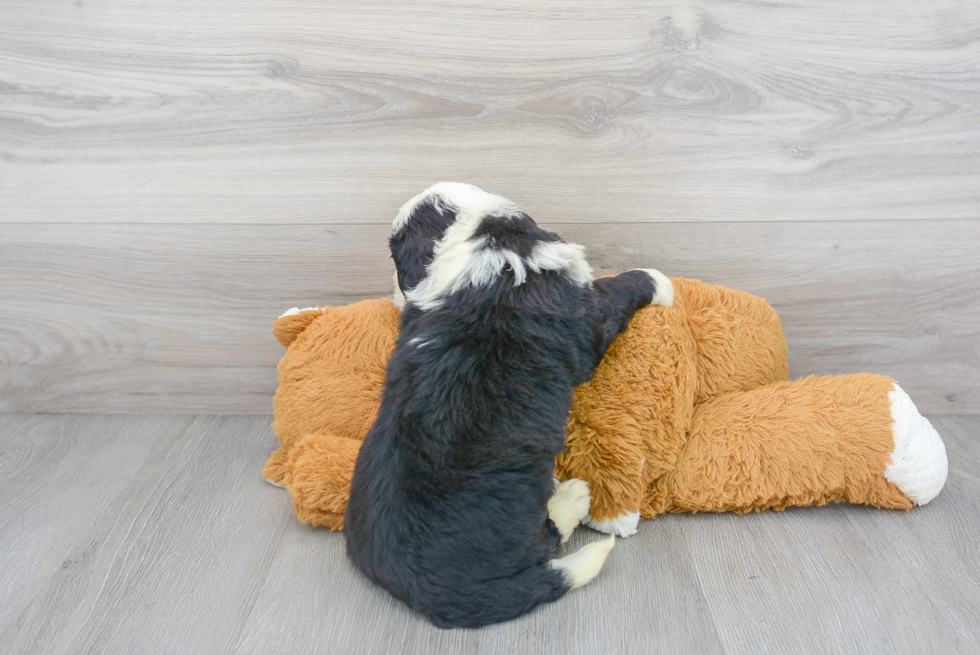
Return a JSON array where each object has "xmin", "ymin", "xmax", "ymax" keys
[{"xmin": 346, "ymin": 183, "xmax": 616, "ymax": 628}]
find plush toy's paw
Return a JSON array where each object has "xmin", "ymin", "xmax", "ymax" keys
[
  {"xmin": 262, "ymin": 447, "xmax": 290, "ymax": 488},
  {"xmin": 548, "ymin": 478, "xmax": 592, "ymax": 543},
  {"xmin": 633, "ymin": 269, "xmax": 674, "ymax": 308},
  {"xmin": 284, "ymin": 433, "xmax": 362, "ymax": 530},
  {"xmin": 549, "ymin": 535, "xmax": 616, "ymax": 589},
  {"xmin": 583, "ymin": 510, "xmax": 640, "ymax": 538},
  {"xmin": 886, "ymin": 384, "xmax": 948, "ymax": 505}
]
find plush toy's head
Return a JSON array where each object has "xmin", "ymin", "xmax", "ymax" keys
[
  {"xmin": 274, "ymin": 298, "xmax": 399, "ymax": 443},
  {"xmin": 264, "ymin": 299, "xmax": 399, "ymax": 492}
]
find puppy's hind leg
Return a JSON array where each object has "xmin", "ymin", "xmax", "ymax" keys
[
  {"xmin": 548, "ymin": 478, "xmax": 592, "ymax": 543},
  {"xmin": 549, "ymin": 536, "xmax": 616, "ymax": 589}
]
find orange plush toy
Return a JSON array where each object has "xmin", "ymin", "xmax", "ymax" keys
[{"xmin": 263, "ymin": 277, "xmax": 947, "ymax": 536}]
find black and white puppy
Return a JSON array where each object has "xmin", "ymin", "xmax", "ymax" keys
[{"xmin": 344, "ymin": 182, "xmax": 673, "ymax": 628}]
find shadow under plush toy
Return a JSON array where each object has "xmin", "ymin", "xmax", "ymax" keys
[{"xmin": 264, "ymin": 276, "xmax": 948, "ymax": 536}]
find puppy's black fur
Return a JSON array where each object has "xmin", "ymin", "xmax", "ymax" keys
[{"xmin": 345, "ymin": 191, "xmax": 662, "ymax": 628}]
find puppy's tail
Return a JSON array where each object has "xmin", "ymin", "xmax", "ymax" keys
[{"xmin": 426, "ymin": 536, "xmax": 616, "ymax": 629}]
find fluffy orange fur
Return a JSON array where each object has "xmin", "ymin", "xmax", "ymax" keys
[{"xmin": 264, "ymin": 278, "xmax": 913, "ymax": 530}]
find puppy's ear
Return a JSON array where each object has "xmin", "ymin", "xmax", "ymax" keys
[
  {"xmin": 389, "ymin": 228, "xmax": 431, "ymax": 293},
  {"xmin": 389, "ymin": 200, "xmax": 457, "ymax": 293}
]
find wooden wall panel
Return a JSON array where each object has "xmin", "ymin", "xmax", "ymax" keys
[
  {"xmin": 1, "ymin": 0, "xmax": 978, "ymax": 224},
  {"xmin": 1, "ymin": 0, "xmax": 977, "ymax": 414},
  {"xmin": 1, "ymin": 221, "xmax": 976, "ymax": 414}
]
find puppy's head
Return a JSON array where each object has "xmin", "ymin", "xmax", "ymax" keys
[{"xmin": 389, "ymin": 182, "xmax": 592, "ymax": 311}]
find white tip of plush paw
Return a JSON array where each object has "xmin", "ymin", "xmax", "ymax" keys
[
  {"xmin": 549, "ymin": 536, "xmax": 615, "ymax": 589},
  {"xmin": 584, "ymin": 510, "xmax": 640, "ymax": 538},
  {"xmin": 264, "ymin": 477, "xmax": 286, "ymax": 489},
  {"xmin": 548, "ymin": 478, "xmax": 592, "ymax": 543},
  {"xmin": 278, "ymin": 306, "xmax": 319, "ymax": 319},
  {"xmin": 635, "ymin": 269, "xmax": 674, "ymax": 307},
  {"xmin": 885, "ymin": 384, "xmax": 948, "ymax": 505}
]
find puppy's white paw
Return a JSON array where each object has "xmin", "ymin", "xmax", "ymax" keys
[
  {"xmin": 549, "ymin": 535, "xmax": 616, "ymax": 589},
  {"xmin": 633, "ymin": 268, "xmax": 674, "ymax": 308},
  {"xmin": 584, "ymin": 510, "xmax": 640, "ymax": 538},
  {"xmin": 548, "ymin": 478, "xmax": 591, "ymax": 543}
]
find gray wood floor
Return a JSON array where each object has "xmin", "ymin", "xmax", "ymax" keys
[{"xmin": 1, "ymin": 414, "xmax": 978, "ymax": 654}]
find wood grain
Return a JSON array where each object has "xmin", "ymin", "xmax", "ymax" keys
[
  {"xmin": 1, "ymin": 0, "xmax": 979, "ymax": 224},
  {"xmin": 2, "ymin": 220, "xmax": 977, "ymax": 414},
  {"xmin": 0, "ymin": 414, "xmax": 978, "ymax": 653},
  {"xmin": 0, "ymin": 415, "xmax": 192, "ymax": 630},
  {"xmin": 0, "ymin": 414, "xmax": 292, "ymax": 654}
]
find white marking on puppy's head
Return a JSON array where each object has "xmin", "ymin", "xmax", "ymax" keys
[
  {"xmin": 398, "ymin": 183, "xmax": 523, "ymax": 310},
  {"xmin": 394, "ymin": 182, "xmax": 594, "ymax": 310},
  {"xmin": 392, "ymin": 270, "xmax": 406, "ymax": 309},
  {"xmin": 391, "ymin": 182, "xmax": 522, "ymax": 237},
  {"xmin": 527, "ymin": 241, "xmax": 593, "ymax": 287}
]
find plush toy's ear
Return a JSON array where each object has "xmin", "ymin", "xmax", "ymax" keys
[{"xmin": 273, "ymin": 307, "xmax": 324, "ymax": 348}]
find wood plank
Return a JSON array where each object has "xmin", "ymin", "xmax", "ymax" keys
[
  {"xmin": 681, "ymin": 415, "xmax": 980, "ymax": 654},
  {"xmin": 0, "ymin": 415, "xmax": 192, "ymax": 629},
  {"xmin": 2, "ymin": 0, "xmax": 978, "ymax": 224},
  {"xmin": 0, "ymin": 414, "xmax": 978, "ymax": 653},
  {"xmin": 235, "ymin": 513, "xmax": 724, "ymax": 655},
  {"xmin": 1, "ymin": 220, "xmax": 976, "ymax": 414},
  {"xmin": 0, "ymin": 414, "xmax": 292, "ymax": 654},
  {"xmin": 679, "ymin": 503, "xmax": 976, "ymax": 654},
  {"xmin": 841, "ymin": 415, "xmax": 980, "ymax": 650}
]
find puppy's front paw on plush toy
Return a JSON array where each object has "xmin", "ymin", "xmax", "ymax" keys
[{"xmin": 264, "ymin": 277, "xmax": 948, "ymax": 534}]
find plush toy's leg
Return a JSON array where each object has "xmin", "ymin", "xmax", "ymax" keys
[
  {"xmin": 657, "ymin": 374, "xmax": 947, "ymax": 515},
  {"xmin": 559, "ymin": 278, "xmax": 697, "ymax": 538},
  {"xmin": 675, "ymin": 277, "xmax": 790, "ymax": 403},
  {"xmin": 562, "ymin": 277, "xmax": 797, "ymax": 535},
  {"xmin": 281, "ymin": 433, "xmax": 363, "ymax": 530}
]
